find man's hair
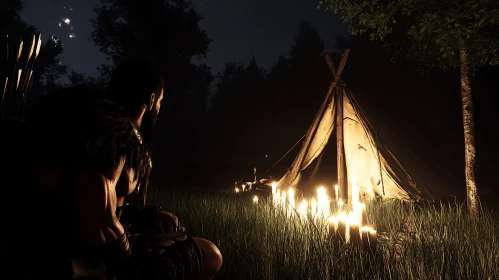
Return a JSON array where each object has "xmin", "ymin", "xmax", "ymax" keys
[
  {"xmin": 107, "ymin": 58, "xmax": 165, "ymax": 116},
  {"xmin": 28, "ymin": 86, "xmax": 152, "ymax": 204}
]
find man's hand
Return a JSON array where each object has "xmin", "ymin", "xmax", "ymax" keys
[{"xmin": 154, "ymin": 211, "xmax": 179, "ymax": 232}]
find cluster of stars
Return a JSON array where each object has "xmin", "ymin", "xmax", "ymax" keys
[{"xmin": 57, "ymin": 6, "xmax": 76, "ymax": 39}]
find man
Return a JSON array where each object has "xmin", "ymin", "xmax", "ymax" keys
[
  {"xmin": 3, "ymin": 81, "xmax": 220, "ymax": 279},
  {"xmin": 3, "ymin": 87, "xmax": 153, "ymax": 278},
  {"xmin": 106, "ymin": 58, "xmax": 223, "ymax": 280}
]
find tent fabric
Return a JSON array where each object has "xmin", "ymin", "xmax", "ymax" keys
[
  {"xmin": 302, "ymin": 95, "xmax": 336, "ymax": 170},
  {"xmin": 276, "ymin": 84, "xmax": 436, "ymax": 202},
  {"xmin": 345, "ymin": 87, "xmax": 458, "ymax": 201},
  {"xmin": 277, "ymin": 89, "xmax": 335, "ymax": 189},
  {"xmin": 343, "ymin": 88, "xmax": 421, "ymax": 201}
]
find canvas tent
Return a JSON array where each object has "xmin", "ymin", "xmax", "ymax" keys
[{"xmin": 276, "ymin": 49, "xmax": 435, "ymax": 203}]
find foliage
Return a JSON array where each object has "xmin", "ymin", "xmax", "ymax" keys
[
  {"xmin": 289, "ymin": 21, "xmax": 325, "ymax": 70},
  {"xmin": 66, "ymin": 70, "xmax": 108, "ymax": 91},
  {"xmin": 0, "ymin": 0, "xmax": 36, "ymax": 39},
  {"xmin": 91, "ymin": 0, "xmax": 212, "ymax": 92},
  {"xmin": 203, "ymin": 56, "xmax": 267, "ymax": 181},
  {"xmin": 318, "ymin": 0, "xmax": 499, "ymax": 72},
  {"xmin": 32, "ymin": 36, "xmax": 68, "ymax": 92},
  {"xmin": 148, "ymin": 188, "xmax": 499, "ymax": 279},
  {"xmin": 211, "ymin": 56, "xmax": 266, "ymax": 115}
]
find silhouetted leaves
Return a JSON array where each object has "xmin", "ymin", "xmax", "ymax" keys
[
  {"xmin": 91, "ymin": 0, "xmax": 211, "ymax": 89},
  {"xmin": 319, "ymin": 0, "xmax": 499, "ymax": 72}
]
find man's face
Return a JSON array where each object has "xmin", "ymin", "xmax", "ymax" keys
[{"xmin": 141, "ymin": 88, "xmax": 164, "ymax": 143}]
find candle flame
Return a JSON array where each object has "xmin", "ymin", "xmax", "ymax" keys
[
  {"xmin": 361, "ymin": 226, "xmax": 372, "ymax": 232},
  {"xmin": 298, "ymin": 200, "xmax": 307, "ymax": 218},
  {"xmin": 253, "ymin": 195, "xmax": 258, "ymax": 203},
  {"xmin": 235, "ymin": 187, "xmax": 240, "ymax": 193}
]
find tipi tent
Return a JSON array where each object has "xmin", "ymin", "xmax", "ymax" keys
[{"xmin": 276, "ymin": 49, "xmax": 432, "ymax": 203}]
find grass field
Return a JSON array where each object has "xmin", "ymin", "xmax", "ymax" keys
[{"xmin": 148, "ymin": 186, "xmax": 499, "ymax": 279}]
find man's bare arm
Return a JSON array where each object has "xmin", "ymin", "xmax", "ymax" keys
[{"xmin": 69, "ymin": 160, "xmax": 126, "ymax": 249}]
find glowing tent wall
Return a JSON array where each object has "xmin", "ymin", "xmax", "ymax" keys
[
  {"xmin": 342, "ymin": 88, "xmax": 415, "ymax": 200},
  {"xmin": 277, "ymin": 86, "xmax": 424, "ymax": 202},
  {"xmin": 277, "ymin": 92, "xmax": 336, "ymax": 190}
]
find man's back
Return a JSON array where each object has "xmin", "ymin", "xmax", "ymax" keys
[{"xmin": 2, "ymin": 87, "xmax": 151, "ymax": 278}]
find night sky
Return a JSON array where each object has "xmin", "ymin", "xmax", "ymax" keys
[{"xmin": 21, "ymin": 0, "xmax": 348, "ymax": 77}]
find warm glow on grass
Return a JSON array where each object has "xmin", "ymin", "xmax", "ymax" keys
[{"xmin": 148, "ymin": 187, "xmax": 499, "ymax": 279}]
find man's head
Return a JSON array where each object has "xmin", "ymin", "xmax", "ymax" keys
[{"xmin": 107, "ymin": 58, "xmax": 165, "ymax": 143}]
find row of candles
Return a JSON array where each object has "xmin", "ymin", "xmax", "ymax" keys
[{"xmin": 268, "ymin": 179, "xmax": 378, "ymax": 252}]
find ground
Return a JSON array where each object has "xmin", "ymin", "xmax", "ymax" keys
[{"xmin": 148, "ymin": 187, "xmax": 499, "ymax": 279}]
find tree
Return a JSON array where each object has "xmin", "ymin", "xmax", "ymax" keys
[
  {"xmin": 33, "ymin": 36, "xmax": 67, "ymax": 92},
  {"xmin": 0, "ymin": 0, "xmax": 36, "ymax": 39},
  {"xmin": 319, "ymin": 0, "xmax": 499, "ymax": 217},
  {"xmin": 205, "ymin": 57, "xmax": 268, "ymax": 182},
  {"xmin": 66, "ymin": 70, "xmax": 107, "ymax": 90},
  {"xmin": 91, "ymin": 0, "xmax": 211, "ymax": 90},
  {"xmin": 289, "ymin": 21, "xmax": 325, "ymax": 69}
]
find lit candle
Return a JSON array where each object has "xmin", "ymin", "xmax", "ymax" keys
[
  {"xmin": 361, "ymin": 227, "xmax": 377, "ymax": 252},
  {"xmin": 272, "ymin": 182, "xmax": 277, "ymax": 200},
  {"xmin": 334, "ymin": 184, "xmax": 339, "ymax": 201},
  {"xmin": 349, "ymin": 222, "xmax": 361, "ymax": 247},
  {"xmin": 368, "ymin": 229, "xmax": 377, "ymax": 252},
  {"xmin": 336, "ymin": 213, "xmax": 347, "ymax": 244},
  {"xmin": 242, "ymin": 184, "xmax": 246, "ymax": 192},
  {"xmin": 235, "ymin": 187, "xmax": 240, "ymax": 193},
  {"xmin": 298, "ymin": 200, "xmax": 307, "ymax": 221},
  {"xmin": 253, "ymin": 195, "xmax": 258, "ymax": 204}
]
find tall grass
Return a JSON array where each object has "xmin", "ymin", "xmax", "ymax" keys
[{"xmin": 148, "ymin": 187, "xmax": 499, "ymax": 279}]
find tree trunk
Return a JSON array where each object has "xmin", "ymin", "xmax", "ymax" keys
[{"xmin": 459, "ymin": 39, "xmax": 479, "ymax": 218}]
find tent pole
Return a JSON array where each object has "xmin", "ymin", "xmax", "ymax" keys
[
  {"xmin": 325, "ymin": 50, "xmax": 350, "ymax": 203},
  {"xmin": 336, "ymin": 84, "xmax": 348, "ymax": 204}
]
